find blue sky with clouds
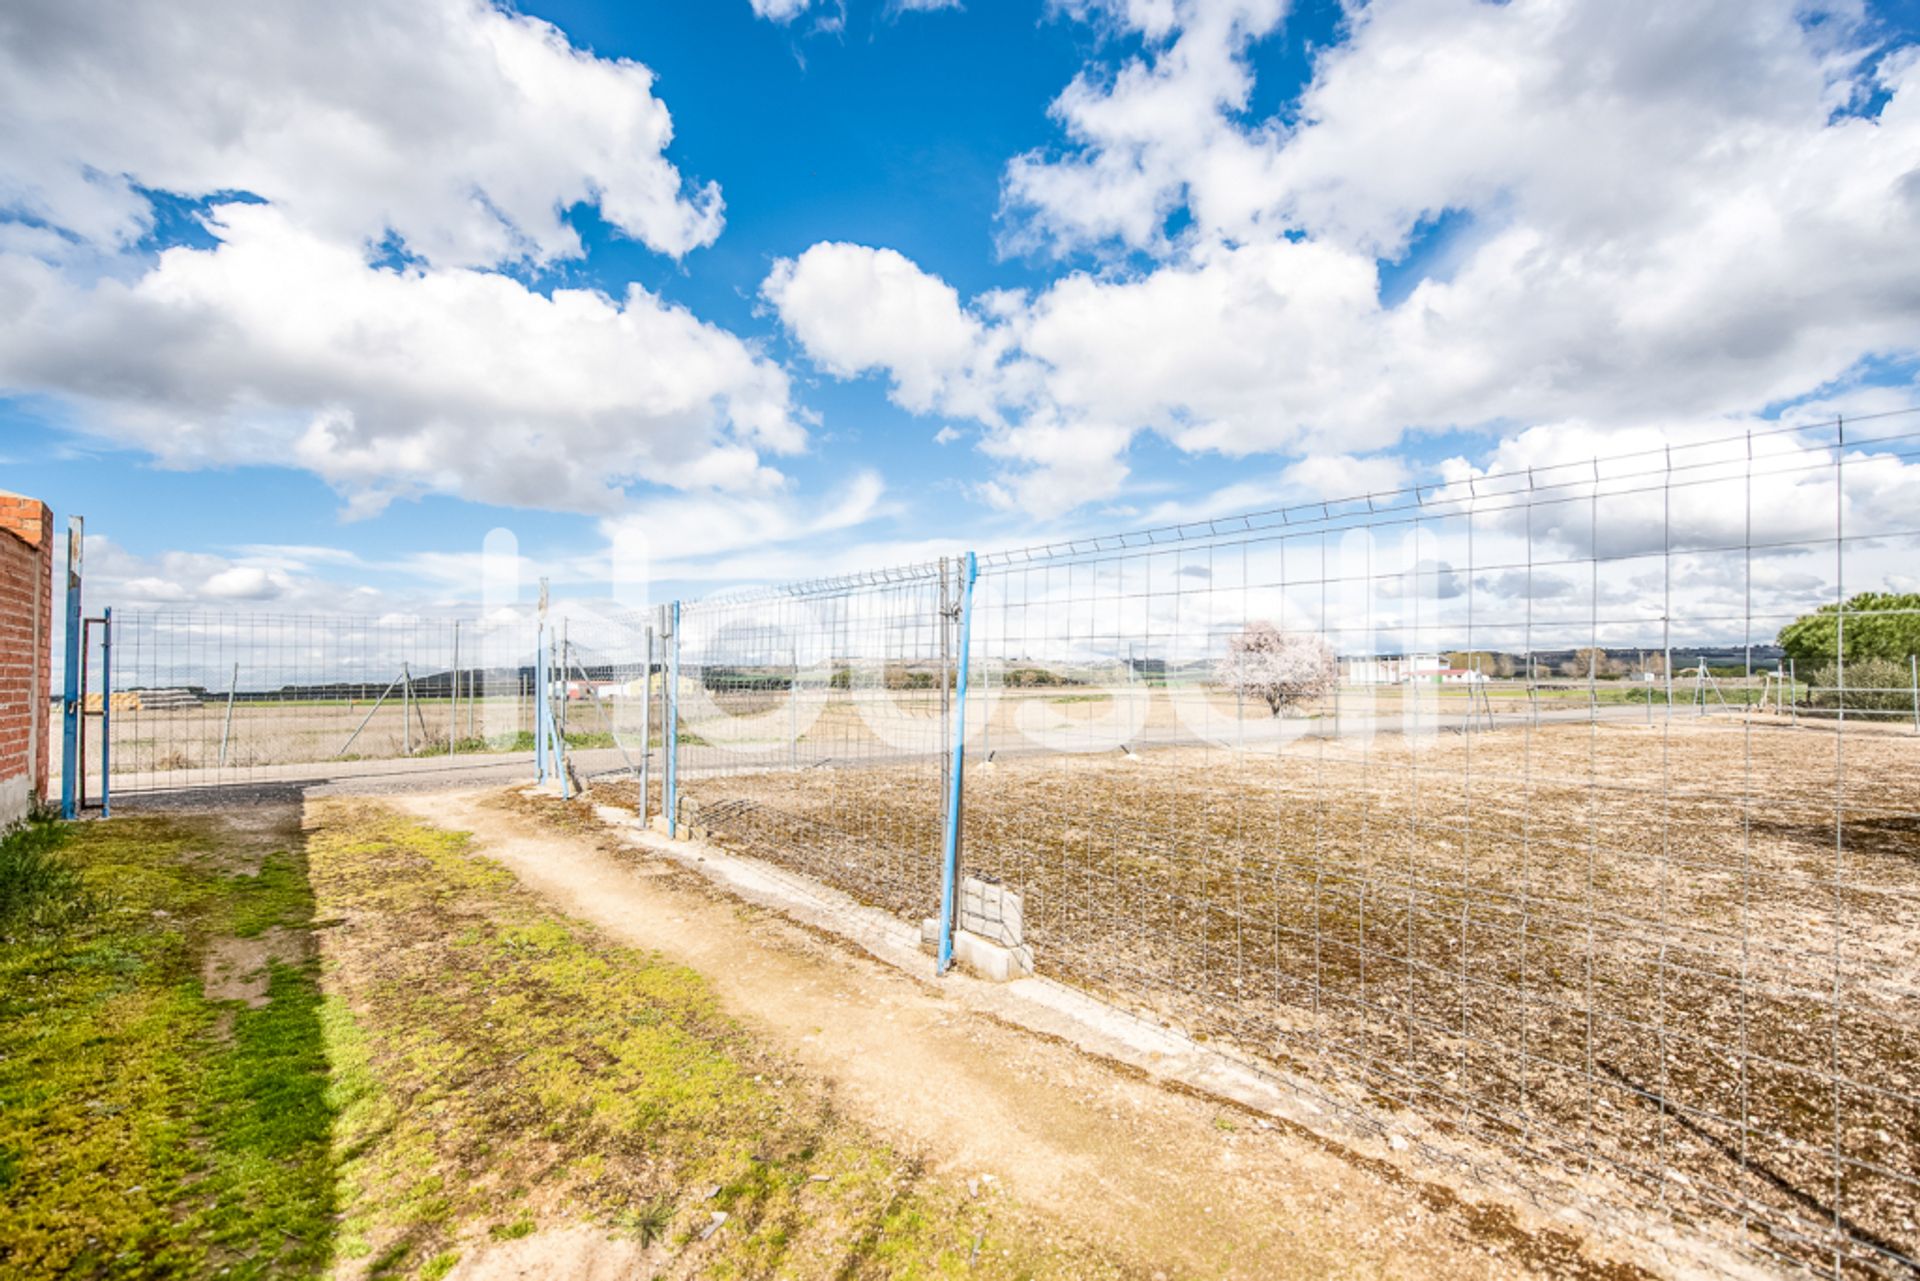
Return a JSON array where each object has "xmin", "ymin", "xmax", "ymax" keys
[{"xmin": 3, "ymin": 0, "xmax": 1919, "ymax": 614}]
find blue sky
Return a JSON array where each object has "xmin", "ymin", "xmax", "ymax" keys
[{"xmin": 3, "ymin": 0, "xmax": 1919, "ymax": 614}]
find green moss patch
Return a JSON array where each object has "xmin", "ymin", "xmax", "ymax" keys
[{"xmin": 0, "ymin": 808, "xmax": 332, "ymax": 1277}]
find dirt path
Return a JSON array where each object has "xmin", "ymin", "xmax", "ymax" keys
[{"xmin": 393, "ymin": 789, "xmax": 1656, "ymax": 1281}]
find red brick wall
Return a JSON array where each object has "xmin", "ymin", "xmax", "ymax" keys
[{"xmin": 0, "ymin": 492, "xmax": 54, "ymax": 823}]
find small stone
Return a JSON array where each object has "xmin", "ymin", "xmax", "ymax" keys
[
  {"xmin": 1388, "ymin": 1134, "xmax": 1410, "ymax": 1152},
  {"xmin": 699, "ymin": 1211, "xmax": 728, "ymax": 1241}
]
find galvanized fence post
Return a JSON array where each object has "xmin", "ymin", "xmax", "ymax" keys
[
  {"xmin": 449, "ymin": 620, "xmax": 459, "ymax": 757},
  {"xmin": 559, "ymin": 618, "xmax": 570, "ymax": 742},
  {"xmin": 637, "ymin": 623, "xmax": 654, "ymax": 821},
  {"xmin": 665, "ymin": 600, "xmax": 680, "ymax": 835},
  {"xmin": 936, "ymin": 551, "xmax": 978, "ymax": 976},
  {"xmin": 534, "ymin": 614, "xmax": 548, "ymax": 782}
]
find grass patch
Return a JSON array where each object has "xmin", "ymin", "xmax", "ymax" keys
[
  {"xmin": 2, "ymin": 799, "xmax": 1130, "ymax": 1278},
  {"xmin": 0, "ymin": 809, "xmax": 333, "ymax": 1277},
  {"xmin": 0, "ymin": 817, "xmax": 96, "ymax": 935}
]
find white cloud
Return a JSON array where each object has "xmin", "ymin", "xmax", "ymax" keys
[
  {"xmin": 750, "ymin": 0, "xmax": 816, "ymax": 21},
  {"xmin": 0, "ymin": 0, "xmax": 821, "ymax": 520},
  {"xmin": 0, "ymin": 0, "xmax": 722, "ymax": 265},
  {"xmin": 1276, "ymin": 453, "xmax": 1414, "ymax": 501},
  {"xmin": 763, "ymin": 243, "xmax": 994, "ymax": 414},
  {"xmin": 1434, "ymin": 412, "xmax": 1920, "ymax": 562},
  {"xmin": 1003, "ymin": 0, "xmax": 1285, "ymax": 257},
  {"xmin": 770, "ymin": 0, "xmax": 1920, "ymax": 515},
  {"xmin": 752, "ymin": 0, "xmax": 955, "ymax": 22},
  {"xmin": 202, "ymin": 566, "xmax": 290, "ymax": 601},
  {"xmin": 596, "ymin": 468, "xmax": 893, "ymax": 574},
  {"xmin": 0, "ymin": 203, "xmax": 801, "ymax": 516},
  {"xmin": 72, "ymin": 535, "xmax": 380, "ymax": 614}
]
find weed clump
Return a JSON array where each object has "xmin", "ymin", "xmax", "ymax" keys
[{"xmin": 0, "ymin": 816, "xmax": 96, "ymax": 935}]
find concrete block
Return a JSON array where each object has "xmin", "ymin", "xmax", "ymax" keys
[
  {"xmin": 957, "ymin": 875, "xmax": 1023, "ymax": 948},
  {"xmin": 920, "ymin": 918, "xmax": 1034, "ymax": 982}
]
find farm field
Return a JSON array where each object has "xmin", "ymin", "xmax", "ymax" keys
[
  {"xmin": 661, "ymin": 714, "xmax": 1920, "ymax": 1275},
  {"xmin": 64, "ymin": 669, "xmax": 1908, "ymax": 797}
]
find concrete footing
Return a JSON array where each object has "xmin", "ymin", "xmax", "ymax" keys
[{"xmin": 920, "ymin": 919, "xmax": 1034, "ymax": 981}]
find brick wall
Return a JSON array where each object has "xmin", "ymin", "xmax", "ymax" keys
[{"xmin": 0, "ymin": 491, "xmax": 53, "ymax": 829}]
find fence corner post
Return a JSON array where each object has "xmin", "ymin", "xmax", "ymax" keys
[{"xmin": 937, "ymin": 551, "xmax": 978, "ymax": 976}]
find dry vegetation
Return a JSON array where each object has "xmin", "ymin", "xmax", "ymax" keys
[{"xmin": 647, "ymin": 713, "xmax": 1920, "ymax": 1276}]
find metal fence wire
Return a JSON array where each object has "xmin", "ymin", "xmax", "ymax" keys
[
  {"xmin": 661, "ymin": 563, "xmax": 963, "ymax": 923},
  {"xmin": 67, "ymin": 611, "xmax": 536, "ymax": 796},
  {"xmin": 631, "ymin": 413, "xmax": 1920, "ymax": 1278}
]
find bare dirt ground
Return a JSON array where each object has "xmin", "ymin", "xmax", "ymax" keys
[
  {"xmin": 658, "ymin": 715, "xmax": 1920, "ymax": 1275},
  {"xmin": 396, "ymin": 787, "xmax": 1696, "ymax": 1281}
]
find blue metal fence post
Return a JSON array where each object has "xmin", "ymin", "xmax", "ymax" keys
[
  {"xmin": 99, "ymin": 608, "xmax": 111, "ymax": 819},
  {"xmin": 664, "ymin": 600, "xmax": 680, "ymax": 835},
  {"xmin": 60, "ymin": 516, "xmax": 82, "ymax": 820},
  {"xmin": 936, "ymin": 551, "xmax": 978, "ymax": 975}
]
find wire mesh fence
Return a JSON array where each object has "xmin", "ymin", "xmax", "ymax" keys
[
  {"xmin": 626, "ymin": 413, "xmax": 1920, "ymax": 1277},
  {"xmin": 553, "ymin": 607, "xmax": 660, "ymax": 800},
  {"xmin": 63, "ymin": 611, "xmax": 537, "ymax": 796},
  {"xmin": 655, "ymin": 564, "xmax": 961, "ymax": 923},
  {"xmin": 59, "ymin": 410, "xmax": 1920, "ymax": 1273}
]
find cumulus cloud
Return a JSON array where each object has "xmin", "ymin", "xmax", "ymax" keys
[
  {"xmin": 0, "ymin": 0, "xmax": 823, "ymax": 519},
  {"xmin": 768, "ymin": 0, "xmax": 1920, "ymax": 515},
  {"xmin": 749, "ymin": 0, "xmax": 816, "ymax": 21},
  {"xmin": 763, "ymin": 244, "xmax": 991, "ymax": 414},
  {"xmin": 0, "ymin": 203, "xmax": 801, "ymax": 516},
  {"xmin": 0, "ymin": 0, "xmax": 723, "ymax": 264},
  {"xmin": 1434, "ymin": 412, "xmax": 1920, "ymax": 562}
]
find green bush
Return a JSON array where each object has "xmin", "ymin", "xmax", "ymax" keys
[
  {"xmin": 0, "ymin": 818, "xmax": 96, "ymax": 935},
  {"xmin": 1778, "ymin": 592, "xmax": 1920, "ymax": 666},
  {"xmin": 1806, "ymin": 658, "xmax": 1917, "ymax": 713}
]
